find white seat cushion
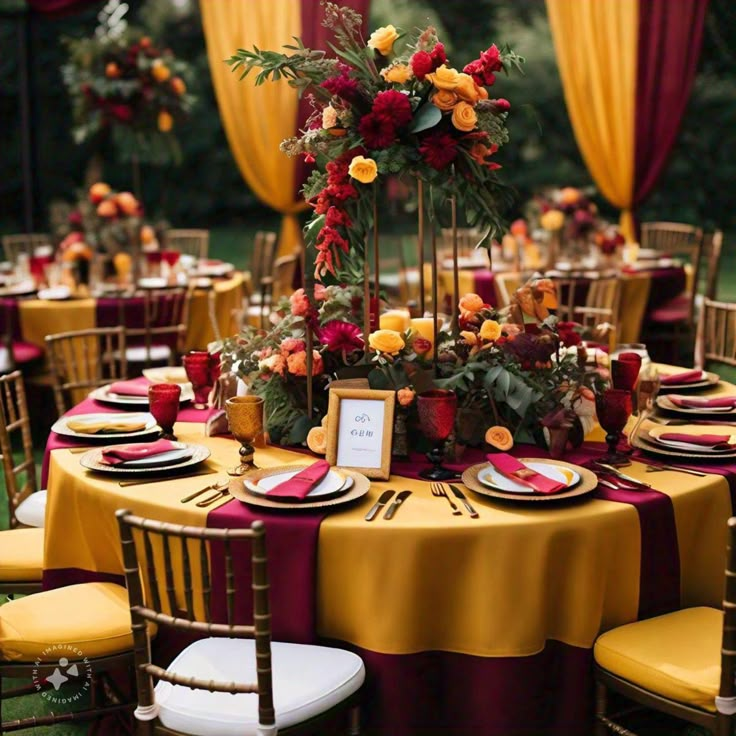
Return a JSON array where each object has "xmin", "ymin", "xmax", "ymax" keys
[
  {"xmin": 15, "ymin": 490, "xmax": 47, "ymax": 528},
  {"xmin": 124, "ymin": 346, "xmax": 172, "ymax": 363},
  {"xmin": 155, "ymin": 638, "xmax": 364, "ymax": 736}
]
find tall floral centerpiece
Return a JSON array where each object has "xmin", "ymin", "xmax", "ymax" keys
[
  {"xmin": 62, "ymin": 0, "xmax": 195, "ymax": 175},
  {"xmin": 228, "ymin": 2, "xmax": 523, "ymax": 290}
]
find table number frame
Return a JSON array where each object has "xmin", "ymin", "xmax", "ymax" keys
[{"xmin": 326, "ymin": 388, "xmax": 395, "ymax": 480}]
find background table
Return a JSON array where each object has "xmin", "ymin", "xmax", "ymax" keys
[
  {"xmin": 41, "ymin": 382, "xmax": 735, "ymax": 735},
  {"xmin": 17, "ymin": 272, "xmax": 243, "ymax": 352}
]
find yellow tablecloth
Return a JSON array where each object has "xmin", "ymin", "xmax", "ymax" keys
[
  {"xmin": 44, "ymin": 420, "xmax": 732, "ymax": 659},
  {"xmin": 16, "ymin": 273, "xmax": 243, "ymax": 352}
]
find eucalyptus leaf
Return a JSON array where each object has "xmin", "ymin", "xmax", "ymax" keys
[{"xmin": 409, "ymin": 103, "xmax": 442, "ymax": 133}]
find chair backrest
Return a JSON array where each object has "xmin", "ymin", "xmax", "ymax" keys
[
  {"xmin": 247, "ymin": 231, "xmax": 278, "ymax": 302},
  {"xmin": 552, "ymin": 276, "xmax": 621, "ymax": 334},
  {"xmin": 0, "ymin": 371, "xmax": 37, "ymax": 527},
  {"xmin": 1, "ymin": 233, "xmax": 51, "ymax": 263},
  {"xmin": 720, "ymin": 517, "xmax": 736, "ymax": 705},
  {"xmin": 640, "ymin": 222, "xmax": 703, "ymax": 261},
  {"xmin": 696, "ymin": 298, "xmax": 736, "ymax": 369},
  {"xmin": 165, "ymin": 229, "xmax": 210, "ymax": 260},
  {"xmin": 268, "ymin": 252, "xmax": 300, "ymax": 302},
  {"xmin": 115, "ymin": 510, "xmax": 275, "ymax": 730},
  {"xmin": 702, "ymin": 230, "xmax": 724, "ymax": 302},
  {"xmin": 46, "ymin": 326, "xmax": 128, "ymax": 415},
  {"xmin": 494, "ymin": 272, "xmax": 523, "ymax": 308}
]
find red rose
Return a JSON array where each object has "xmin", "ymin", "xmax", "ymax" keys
[
  {"xmin": 410, "ymin": 51, "xmax": 433, "ymax": 81},
  {"xmin": 491, "ymin": 98, "xmax": 511, "ymax": 113}
]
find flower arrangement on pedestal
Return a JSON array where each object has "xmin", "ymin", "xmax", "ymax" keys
[
  {"xmin": 228, "ymin": 2, "xmax": 523, "ymax": 282},
  {"xmin": 62, "ymin": 1, "xmax": 194, "ymax": 165}
]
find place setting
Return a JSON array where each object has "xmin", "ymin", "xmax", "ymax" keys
[{"xmin": 88, "ymin": 378, "xmax": 195, "ymax": 407}]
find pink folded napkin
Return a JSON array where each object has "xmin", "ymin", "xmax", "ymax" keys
[
  {"xmin": 101, "ymin": 439, "xmax": 178, "ymax": 465},
  {"xmin": 668, "ymin": 395, "xmax": 736, "ymax": 409},
  {"xmin": 657, "ymin": 433, "xmax": 736, "ymax": 450},
  {"xmin": 108, "ymin": 380, "xmax": 151, "ymax": 397},
  {"xmin": 659, "ymin": 370, "xmax": 704, "ymax": 385},
  {"xmin": 265, "ymin": 460, "xmax": 331, "ymax": 501},
  {"xmin": 485, "ymin": 453, "xmax": 567, "ymax": 494}
]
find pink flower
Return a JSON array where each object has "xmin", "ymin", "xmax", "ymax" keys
[
  {"xmin": 318, "ymin": 320, "xmax": 364, "ymax": 353},
  {"xmin": 290, "ymin": 288, "xmax": 310, "ymax": 316},
  {"xmin": 314, "ymin": 283, "xmax": 327, "ymax": 301},
  {"xmin": 281, "ymin": 337, "xmax": 306, "ymax": 355}
]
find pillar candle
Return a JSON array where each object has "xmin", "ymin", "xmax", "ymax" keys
[{"xmin": 380, "ymin": 309, "xmax": 411, "ymax": 333}]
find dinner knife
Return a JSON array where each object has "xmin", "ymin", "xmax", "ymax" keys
[
  {"xmin": 364, "ymin": 490, "xmax": 394, "ymax": 521},
  {"xmin": 449, "ymin": 484, "xmax": 479, "ymax": 518},
  {"xmin": 384, "ymin": 490, "xmax": 412, "ymax": 520},
  {"xmin": 596, "ymin": 463, "xmax": 651, "ymax": 488}
]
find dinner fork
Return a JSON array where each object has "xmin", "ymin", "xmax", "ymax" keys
[
  {"xmin": 195, "ymin": 483, "xmax": 231, "ymax": 507},
  {"xmin": 430, "ymin": 482, "xmax": 461, "ymax": 515}
]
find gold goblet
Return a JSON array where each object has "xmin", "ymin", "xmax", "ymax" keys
[{"xmin": 225, "ymin": 396, "xmax": 264, "ymax": 476}]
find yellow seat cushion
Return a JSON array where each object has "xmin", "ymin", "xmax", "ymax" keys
[
  {"xmin": 0, "ymin": 582, "xmax": 135, "ymax": 662},
  {"xmin": 0, "ymin": 528, "xmax": 43, "ymax": 581},
  {"xmin": 594, "ymin": 607, "xmax": 722, "ymax": 713}
]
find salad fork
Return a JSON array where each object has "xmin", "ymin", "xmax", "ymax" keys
[{"xmin": 430, "ymin": 482, "xmax": 461, "ymax": 515}]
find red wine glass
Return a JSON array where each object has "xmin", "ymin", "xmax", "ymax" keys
[
  {"xmin": 148, "ymin": 383, "xmax": 181, "ymax": 440},
  {"xmin": 595, "ymin": 388, "xmax": 633, "ymax": 463},
  {"xmin": 183, "ymin": 352, "xmax": 212, "ymax": 409},
  {"xmin": 417, "ymin": 389, "xmax": 457, "ymax": 480}
]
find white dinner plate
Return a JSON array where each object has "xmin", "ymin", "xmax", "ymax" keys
[
  {"xmin": 137, "ymin": 277, "xmax": 168, "ymax": 289},
  {"xmin": 37, "ymin": 286, "xmax": 72, "ymax": 301},
  {"xmin": 477, "ymin": 461, "xmax": 580, "ymax": 495},
  {"xmin": 51, "ymin": 412, "xmax": 158, "ymax": 440},
  {"xmin": 89, "ymin": 383, "xmax": 194, "ymax": 406},
  {"xmin": 80, "ymin": 442, "xmax": 210, "ymax": 475},
  {"xmin": 244, "ymin": 468, "xmax": 353, "ymax": 499},
  {"xmin": 196, "ymin": 261, "xmax": 234, "ymax": 277}
]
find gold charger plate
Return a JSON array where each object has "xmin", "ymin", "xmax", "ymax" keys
[
  {"xmin": 229, "ymin": 465, "xmax": 370, "ymax": 511},
  {"xmin": 632, "ymin": 430, "xmax": 736, "ymax": 461},
  {"xmin": 655, "ymin": 395, "xmax": 736, "ymax": 416},
  {"xmin": 657, "ymin": 370, "xmax": 719, "ymax": 393},
  {"xmin": 462, "ymin": 459, "xmax": 598, "ymax": 503}
]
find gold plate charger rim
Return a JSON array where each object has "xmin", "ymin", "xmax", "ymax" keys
[
  {"xmin": 632, "ymin": 432, "xmax": 736, "ymax": 460},
  {"xmin": 657, "ymin": 370, "xmax": 720, "ymax": 393},
  {"xmin": 229, "ymin": 465, "xmax": 370, "ymax": 510},
  {"xmin": 655, "ymin": 395, "xmax": 736, "ymax": 416},
  {"xmin": 462, "ymin": 458, "xmax": 598, "ymax": 503},
  {"xmin": 79, "ymin": 442, "xmax": 211, "ymax": 474}
]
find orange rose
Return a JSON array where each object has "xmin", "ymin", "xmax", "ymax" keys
[
  {"xmin": 426, "ymin": 65, "xmax": 460, "ymax": 91},
  {"xmin": 397, "ymin": 387, "xmax": 415, "ymax": 407},
  {"xmin": 479, "ymin": 319, "xmax": 501, "ymax": 342},
  {"xmin": 96, "ymin": 199, "xmax": 117, "ymax": 218},
  {"xmin": 115, "ymin": 191, "xmax": 139, "ymax": 216},
  {"xmin": 381, "ymin": 63, "xmax": 412, "ymax": 84},
  {"xmin": 151, "ymin": 60, "xmax": 171, "ymax": 82},
  {"xmin": 89, "ymin": 182, "xmax": 111, "ymax": 204},
  {"xmin": 432, "ymin": 89, "xmax": 459, "ymax": 112},
  {"xmin": 559, "ymin": 187, "xmax": 582, "ymax": 205},
  {"xmin": 286, "ymin": 350, "xmax": 324, "ymax": 377},
  {"xmin": 485, "ymin": 425, "xmax": 513, "ymax": 451},
  {"xmin": 306, "ymin": 426, "xmax": 328, "ymax": 454},
  {"xmin": 140, "ymin": 225, "xmax": 156, "ymax": 245},
  {"xmin": 460, "ymin": 330, "xmax": 478, "ymax": 346},
  {"xmin": 158, "ymin": 110, "xmax": 173, "ymax": 132},
  {"xmin": 451, "ymin": 101, "xmax": 477, "ymax": 132},
  {"xmin": 458, "ymin": 293, "xmax": 484, "ymax": 319},
  {"xmin": 170, "ymin": 77, "xmax": 186, "ymax": 95},
  {"xmin": 105, "ymin": 62, "xmax": 120, "ymax": 79},
  {"xmin": 510, "ymin": 219, "xmax": 528, "ymax": 237},
  {"xmin": 455, "ymin": 73, "xmax": 480, "ymax": 104}
]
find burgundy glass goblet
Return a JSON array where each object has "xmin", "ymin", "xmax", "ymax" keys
[
  {"xmin": 148, "ymin": 383, "xmax": 181, "ymax": 440},
  {"xmin": 183, "ymin": 352, "xmax": 212, "ymax": 409},
  {"xmin": 611, "ymin": 352, "xmax": 642, "ymax": 392},
  {"xmin": 161, "ymin": 250, "xmax": 181, "ymax": 268},
  {"xmin": 145, "ymin": 250, "xmax": 163, "ymax": 277},
  {"xmin": 595, "ymin": 388, "xmax": 633, "ymax": 463},
  {"xmin": 417, "ymin": 389, "xmax": 458, "ymax": 481}
]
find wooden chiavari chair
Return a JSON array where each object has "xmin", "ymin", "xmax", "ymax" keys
[
  {"xmin": 116, "ymin": 510, "xmax": 364, "ymax": 736},
  {"xmin": 551, "ymin": 276, "xmax": 621, "ymax": 342},
  {"xmin": 494, "ymin": 272, "xmax": 523, "ymax": 309},
  {"xmin": 165, "ymin": 229, "xmax": 210, "ymax": 260},
  {"xmin": 695, "ymin": 299, "xmax": 736, "ymax": 371},
  {"xmin": 46, "ymin": 326, "xmax": 127, "ymax": 416},
  {"xmin": 640, "ymin": 222, "xmax": 703, "ymax": 260},
  {"xmin": 0, "ymin": 526, "xmax": 43, "ymax": 596},
  {"xmin": 0, "ymin": 371, "xmax": 46, "ymax": 528},
  {"xmin": 594, "ymin": 516, "xmax": 736, "ymax": 736},
  {"xmin": 702, "ymin": 230, "xmax": 724, "ymax": 303},
  {"xmin": 1, "ymin": 232, "xmax": 51, "ymax": 263},
  {"xmin": 244, "ymin": 230, "xmax": 278, "ymax": 308}
]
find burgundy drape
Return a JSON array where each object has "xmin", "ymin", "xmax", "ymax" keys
[
  {"xmin": 633, "ymin": 0, "xmax": 708, "ymax": 206},
  {"xmin": 293, "ymin": 0, "xmax": 371, "ymax": 196},
  {"xmin": 26, "ymin": 0, "xmax": 98, "ymax": 16}
]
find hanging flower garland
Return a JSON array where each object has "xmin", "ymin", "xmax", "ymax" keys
[{"xmin": 62, "ymin": 2, "xmax": 194, "ymax": 165}]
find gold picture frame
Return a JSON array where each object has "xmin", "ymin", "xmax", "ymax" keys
[{"xmin": 326, "ymin": 388, "xmax": 395, "ymax": 480}]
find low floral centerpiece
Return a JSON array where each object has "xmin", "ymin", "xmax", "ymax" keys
[{"xmin": 228, "ymin": 1, "xmax": 523, "ymax": 282}]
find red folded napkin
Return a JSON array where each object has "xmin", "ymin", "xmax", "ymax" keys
[
  {"xmin": 485, "ymin": 453, "xmax": 567, "ymax": 494},
  {"xmin": 101, "ymin": 439, "xmax": 178, "ymax": 465},
  {"xmin": 265, "ymin": 460, "xmax": 331, "ymax": 501},
  {"xmin": 108, "ymin": 380, "xmax": 151, "ymax": 397},
  {"xmin": 657, "ymin": 433, "xmax": 736, "ymax": 450},
  {"xmin": 659, "ymin": 370, "xmax": 704, "ymax": 385},
  {"xmin": 668, "ymin": 395, "xmax": 736, "ymax": 409}
]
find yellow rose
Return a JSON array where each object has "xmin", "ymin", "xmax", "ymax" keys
[
  {"xmin": 455, "ymin": 73, "xmax": 480, "ymax": 104},
  {"xmin": 381, "ymin": 63, "xmax": 413, "ymax": 84},
  {"xmin": 151, "ymin": 59, "xmax": 171, "ymax": 82},
  {"xmin": 348, "ymin": 155, "xmax": 378, "ymax": 184},
  {"xmin": 158, "ymin": 110, "xmax": 173, "ymax": 132},
  {"xmin": 540, "ymin": 209, "xmax": 565, "ymax": 231},
  {"xmin": 426, "ymin": 64, "xmax": 460, "ymax": 91},
  {"xmin": 460, "ymin": 330, "xmax": 478, "ymax": 346},
  {"xmin": 367, "ymin": 25, "xmax": 399, "ymax": 56},
  {"xmin": 368, "ymin": 329, "xmax": 405, "ymax": 355},
  {"xmin": 559, "ymin": 187, "xmax": 582, "ymax": 205},
  {"xmin": 431, "ymin": 89, "xmax": 459, "ymax": 112},
  {"xmin": 451, "ymin": 101, "xmax": 477, "ymax": 132},
  {"xmin": 479, "ymin": 319, "xmax": 502, "ymax": 342}
]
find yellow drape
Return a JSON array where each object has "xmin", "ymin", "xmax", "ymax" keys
[
  {"xmin": 200, "ymin": 0, "xmax": 307, "ymax": 256},
  {"xmin": 546, "ymin": 0, "xmax": 638, "ymax": 242}
]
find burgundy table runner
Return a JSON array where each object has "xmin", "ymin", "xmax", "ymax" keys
[{"xmin": 473, "ymin": 270, "xmax": 497, "ymax": 306}]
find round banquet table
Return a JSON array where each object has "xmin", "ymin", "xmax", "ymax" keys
[
  {"xmin": 41, "ymin": 374, "xmax": 736, "ymax": 736},
  {"xmin": 438, "ymin": 265, "xmax": 687, "ymax": 344},
  {"xmin": 16, "ymin": 272, "xmax": 243, "ymax": 353}
]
